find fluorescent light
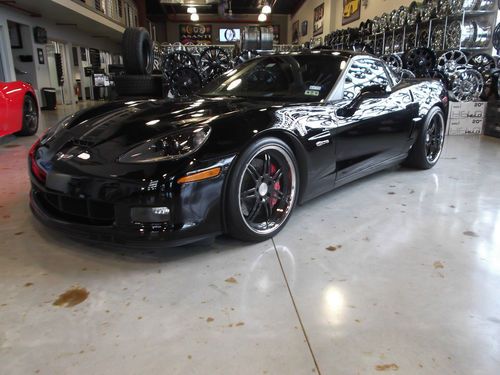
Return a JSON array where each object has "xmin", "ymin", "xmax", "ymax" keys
[
  {"xmin": 187, "ymin": 7, "xmax": 196, "ymax": 14},
  {"xmin": 262, "ymin": 5, "xmax": 271, "ymax": 14},
  {"xmin": 190, "ymin": 13, "xmax": 199, "ymax": 21},
  {"xmin": 258, "ymin": 13, "xmax": 267, "ymax": 22}
]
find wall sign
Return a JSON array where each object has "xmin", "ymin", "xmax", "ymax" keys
[
  {"xmin": 272, "ymin": 25, "xmax": 280, "ymax": 44},
  {"xmin": 342, "ymin": 0, "xmax": 361, "ymax": 25},
  {"xmin": 179, "ymin": 24, "xmax": 212, "ymax": 45},
  {"xmin": 292, "ymin": 20, "xmax": 299, "ymax": 44},
  {"xmin": 33, "ymin": 27, "xmax": 48, "ymax": 44},
  {"xmin": 8, "ymin": 22, "xmax": 22, "ymax": 49},
  {"xmin": 301, "ymin": 21, "xmax": 308, "ymax": 37},
  {"xmin": 313, "ymin": 3, "xmax": 324, "ymax": 36}
]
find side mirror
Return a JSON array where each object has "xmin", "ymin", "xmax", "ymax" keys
[{"xmin": 338, "ymin": 84, "xmax": 388, "ymax": 117}]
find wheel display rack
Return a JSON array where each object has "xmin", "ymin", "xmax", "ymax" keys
[{"xmin": 323, "ymin": 0, "xmax": 500, "ymax": 102}]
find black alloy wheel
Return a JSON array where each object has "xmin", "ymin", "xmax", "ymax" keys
[
  {"xmin": 19, "ymin": 95, "xmax": 38, "ymax": 136},
  {"xmin": 404, "ymin": 107, "xmax": 445, "ymax": 169},
  {"xmin": 227, "ymin": 138, "xmax": 299, "ymax": 242},
  {"xmin": 168, "ymin": 67, "xmax": 202, "ymax": 97}
]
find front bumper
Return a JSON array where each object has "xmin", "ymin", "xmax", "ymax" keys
[{"xmin": 29, "ymin": 159, "xmax": 234, "ymax": 247}]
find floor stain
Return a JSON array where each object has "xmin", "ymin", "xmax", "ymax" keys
[
  {"xmin": 387, "ymin": 192, "xmax": 396, "ymax": 195},
  {"xmin": 3, "ymin": 144, "xmax": 20, "ymax": 148},
  {"xmin": 206, "ymin": 317, "xmax": 214, "ymax": 323},
  {"xmin": 375, "ymin": 363, "xmax": 399, "ymax": 371},
  {"xmin": 235, "ymin": 321, "xmax": 244, "ymax": 327},
  {"xmin": 433, "ymin": 261, "xmax": 444, "ymax": 269},
  {"xmin": 24, "ymin": 282, "xmax": 34, "ymax": 287},
  {"xmin": 52, "ymin": 287, "xmax": 89, "ymax": 307},
  {"xmin": 326, "ymin": 245, "xmax": 342, "ymax": 251},
  {"xmin": 14, "ymin": 232, "xmax": 23, "ymax": 236},
  {"xmin": 449, "ymin": 205, "xmax": 456, "ymax": 208},
  {"xmin": 225, "ymin": 277, "xmax": 238, "ymax": 284},
  {"xmin": 463, "ymin": 231, "xmax": 479, "ymax": 237}
]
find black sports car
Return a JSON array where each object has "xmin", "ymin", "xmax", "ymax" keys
[{"xmin": 29, "ymin": 51, "xmax": 448, "ymax": 246}]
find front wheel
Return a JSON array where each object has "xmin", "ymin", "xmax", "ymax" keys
[
  {"xmin": 18, "ymin": 95, "xmax": 38, "ymax": 136},
  {"xmin": 226, "ymin": 137, "xmax": 299, "ymax": 242},
  {"xmin": 404, "ymin": 106, "xmax": 445, "ymax": 169}
]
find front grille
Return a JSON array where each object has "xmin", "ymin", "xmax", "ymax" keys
[{"xmin": 34, "ymin": 188, "xmax": 115, "ymax": 226}]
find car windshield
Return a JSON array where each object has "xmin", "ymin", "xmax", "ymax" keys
[{"xmin": 198, "ymin": 54, "xmax": 347, "ymax": 101}]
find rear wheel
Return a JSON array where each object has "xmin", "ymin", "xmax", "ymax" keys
[
  {"xmin": 227, "ymin": 138, "xmax": 299, "ymax": 242},
  {"xmin": 18, "ymin": 95, "xmax": 38, "ymax": 136},
  {"xmin": 404, "ymin": 106, "xmax": 445, "ymax": 169}
]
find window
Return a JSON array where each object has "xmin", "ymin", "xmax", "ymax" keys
[
  {"xmin": 117, "ymin": 0, "xmax": 123, "ymax": 18},
  {"xmin": 343, "ymin": 58, "xmax": 390, "ymax": 99}
]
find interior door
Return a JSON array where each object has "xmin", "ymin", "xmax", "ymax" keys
[{"xmin": 332, "ymin": 58, "xmax": 416, "ymax": 181}]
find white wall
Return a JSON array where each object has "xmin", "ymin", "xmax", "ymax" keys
[
  {"xmin": 330, "ymin": 0, "xmax": 414, "ymax": 30},
  {"xmin": 0, "ymin": 5, "xmax": 121, "ymax": 103},
  {"xmin": 288, "ymin": 0, "xmax": 334, "ymax": 44}
]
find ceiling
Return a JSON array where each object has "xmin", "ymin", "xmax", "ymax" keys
[{"xmin": 147, "ymin": 0, "xmax": 305, "ymax": 15}]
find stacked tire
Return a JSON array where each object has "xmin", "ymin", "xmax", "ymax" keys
[{"xmin": 114, "ymin": 28, "xmax": 164, "ymax": 98}]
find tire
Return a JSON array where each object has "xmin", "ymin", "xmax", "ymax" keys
[
  {"xmin": 122, "ymin": 27, "xmax": 153, "ymax": 75},
  {"xmin": 226, "ymin": 137, "xmax": 299, "ymax": 242},
  {"xmin": 18, "ymin": 95, "xmax": 38, "ymax": 136},
  {"xmin": 114, "ymin": 74, "xmax": 164, "ymax": 97},
  {"xmin": 404, "ymin": 106, "xmax": 445, "ymax": 169}
]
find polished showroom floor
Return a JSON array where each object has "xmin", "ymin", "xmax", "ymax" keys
[{"xmin": 1, "ymin": 103, "xmax": 500, "ymax": 375}]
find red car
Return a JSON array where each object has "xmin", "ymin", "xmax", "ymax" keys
[{"xmin": 0, "ymin": 80, "xmax": 39, "ymax": 137}]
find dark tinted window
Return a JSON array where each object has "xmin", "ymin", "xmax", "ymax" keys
[{"xmin": 199, "ymin": 54, "xmax": 347, "ymax": 101}]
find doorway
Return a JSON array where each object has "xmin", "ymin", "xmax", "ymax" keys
[{"xmin": 46, "ymin": 40, "xmax": 73, "ymax": 105}]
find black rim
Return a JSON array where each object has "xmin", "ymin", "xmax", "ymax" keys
[
  {"xmin": 24, "ymin": 97, "xmax": 38, "ymax": 132},
  {"xmin": 238, "ymin": 146, "xmax": 296, "ymax": 235},
  {"xmin": 425, "ymin": 112, "xmax": 444, "ymax": 163}
]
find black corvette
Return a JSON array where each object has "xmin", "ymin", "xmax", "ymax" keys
[{"xmin": 29, "ymin": 51, "xmax": 448, "ymax": 246}]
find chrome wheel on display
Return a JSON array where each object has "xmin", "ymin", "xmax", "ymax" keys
[
  {"xmin": 425, "ymin": 111, "xmax": 445, "ymax": 164},
  {"xmin": 389, "ymin": 10, "xmax": 399, "ymax": 30},
  {"xmin": 393, "ymin": 33, "xmax": 403, "ymax": 53},
  {"xmin": 401, "ymin": 69, "xmax": 417, "ymax": 79},
  {"xmin": 372, "ymin": 16, "xmax": 381, "ymax": 33},
  {"xmin": 199, "ymin": 47, "xmax": 232, "ymax": 81},
  {"xmin": 421, "ymin": 0, "xmax": 438, "ymax": 22},
  {"xmin": 437, "ymin": 0, "xmax": 452, "ymax": 17},
  {"xmin": 461, "ymin": 21, "xmax": 477, "ymax": 48},
  {"xmin": 418, "ymin": 28, "xmax": 430, "ymax": 47},
  {"xmin": 468, "ymin": 53, "xmax": 496, "ymax": 75},
  {"xmin": 431, "ymin": 24, "xmax": 445, "ymax": 50},
  {"xmin": 477, "ymin": 0, "xmax": 495, "ymax": 10},
  {"xmin": 429, "ymin": 69, "xmax": 449, "ymax": 87},
  {"xmin": 404, "ymin": 47, "xmax": 436, "ymax": 77},
  {"xmin": 407, "ymin": 1, "xmax": 420, "ymax": 25},
  {"xmin": 384, "ymin": 35, "xmax": 393, "ymax": 54},
  {"xmin": 397, "ymin": 6, "xmax": 407, "ymax": 28},
  {"xmin": 382, "ymin": 54, "xmax": 404, "ymax": 73},
  {"xmin": 493, "ymin": 23, "xmax": 500, "ymax": 52},
  {"xmin": 474, "ymin": 21, "xmax": 492, "ymax": 47},
  {"xmin": 380, "ymin": 13, "xmax": 389, "ymax": 33},
  {"xmin": 437, "ymin": 50, "xmax": 468, "ymax": 74},
  {"xmin": 462, "ymin": 0, "xmax": 478, "ymax": 10},
  {"xmin": 405, "ymin": 32, "xmax": 417, "ymax": 51},
  {"xmin": 447, "ymin": 21, "xmax": 462, "ymax": 48},
  {"xmin": 450, "ymin": 68, "xmax": 484, "ymax": 101},
  {"xmin": 450, "ymin": 0, "xmax": 464, "ymax": 13},
  {"xmin": 238, "ymin": 146, "xmax": 297, "ymax": 236}
]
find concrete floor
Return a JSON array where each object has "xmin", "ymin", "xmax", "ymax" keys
[{"xmin": 1, "ymin": 103, "xmax": 500, "ymax": 375}]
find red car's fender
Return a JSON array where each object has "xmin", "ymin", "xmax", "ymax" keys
[{"xmin": 0, "ymin": 81, "xmax": 38, "ymax": 137}]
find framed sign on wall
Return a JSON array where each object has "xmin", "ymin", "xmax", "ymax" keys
[
  {"xmin": 342, "ymin": 0, "xmax": 361, "ymax": 25},
  {"xmin": 313, "ymin": 3, "xmax": 324, "ymax": 36},
  {"xmin": 301, "ymin": 21, "xmax": 308, "ymax": 37},
  {"xmin": 292, "ymin": 20, "xmax": 299, "ymax": 44},
  {"xmin": 272, "ymin": 25, "xmax": 280, "ymax": 44},
  {"xmin": 179, "ymin": 24, "xmax": 212, "ymax": 45}
]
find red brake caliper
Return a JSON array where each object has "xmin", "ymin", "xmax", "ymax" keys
[{"xmin": 269, "ymin": 163, "xmax": 280, "ymax": 208}]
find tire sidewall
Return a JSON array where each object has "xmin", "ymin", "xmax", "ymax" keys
[
  {"xmin": 417, "ymin": 106, "xmax": 445, "ymax": 168},
  {"xmin": 226, "ymin": 137, "xmax": 299, "ymax": 242},
  {"xmin": 122, "ymin": 28, "xmax": 153, "ymax": 75},
  {"xmin": 20, "ymin": 95, "xmax": 38, "ymax": 136}
]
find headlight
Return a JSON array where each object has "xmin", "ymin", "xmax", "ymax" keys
[{"xmin": 118, "ymin": 126, "xmax": 211, "ymax": 164}]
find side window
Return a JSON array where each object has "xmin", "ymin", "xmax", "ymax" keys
[{"xmin": 343, "ymin": 59, "xmax": 390, "ymax": 99}]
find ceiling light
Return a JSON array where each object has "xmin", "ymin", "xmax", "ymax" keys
[
  {"xmin": 190, "ymin": 13, "xmax": 199, "ymax": 21},
  {"xmin": 187, "ymin": 7, "xmax": 196, "ymax": 14},
  {"xmin": 262, "ymin": 4, "xmax": 271, "ymax": 14},
  {"xmin": 258, "ymin": 13, "xmax": 267, "ymax": 22}
]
